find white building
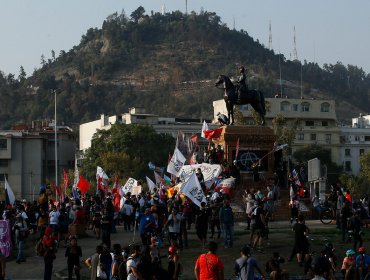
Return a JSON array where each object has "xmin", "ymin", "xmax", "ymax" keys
[{"xmin": 79, "ymin": 107, "xmax": 215, "ymax": 152}]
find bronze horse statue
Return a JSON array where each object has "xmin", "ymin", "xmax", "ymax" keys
[{"xmin": 215, "ymin": 74, "xmax": 266, "ymax": 125}]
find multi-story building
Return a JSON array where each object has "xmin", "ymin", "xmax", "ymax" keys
[
  {"xmin": 79, "ymin": 107, "xmax": 214, "ymax": 152},
  {"xmin": 0, "ymin": 123, "xmax": 76, "ymax": 201}
]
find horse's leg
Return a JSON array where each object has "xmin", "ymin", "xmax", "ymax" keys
[{"xmin": 250, "ymin": 102, "xmax": 264, "ymax": 126}]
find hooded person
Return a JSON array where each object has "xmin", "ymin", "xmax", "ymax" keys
[{"xmin": 42, "ymin": 226, "xmax": 57, "ymax": 280}]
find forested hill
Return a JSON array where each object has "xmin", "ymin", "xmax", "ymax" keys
[{"xmin": 1, "ymin": 7, "xmax": 369, "ymax": 129}]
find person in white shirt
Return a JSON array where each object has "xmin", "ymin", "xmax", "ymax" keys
[
  {"xmin": 121, "ymin": 202, "xmax": 134, "ymax": 232},
  {"xmin": 49, "ymin": 205, "xmax": 60, "ymax": 234}
]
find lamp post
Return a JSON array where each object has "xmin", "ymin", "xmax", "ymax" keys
[{"xmin": 53, "ymin": 89, "xmax": 58, "ymax": 200}]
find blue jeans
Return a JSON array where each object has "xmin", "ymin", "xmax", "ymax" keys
[
  {"xmin": 222, "ymin": 223, "xmax": 234, "ymax": 247},
  {"xmin": 17, "ymin": 239, "xmax": 25, "ymax": 262}
]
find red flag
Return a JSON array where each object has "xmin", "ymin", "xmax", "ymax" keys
[
  {"xmin": 97, "ymin": 176, "xmax": 108, "ymax": 193},
  {"xmin": 191, "ymin": 134, "xmax": 198, "ymax": 145},
  {"xmin": 77, "ymin": 176, "xmax": 90, "ymax": 194},
  {"xmin": 55, "ymin": 185, "xmax": 64, "ymax": 202},
  {"xmin": 112, "ymin": 176, "xmax": 121, "ymax": 212},
  {"xmin": 203, "ymin": 128, "xmax": 223, "ymax": 140},
  {"xmin": 63, "ymin": 169, "xmax": 68, "ymax": 188},
  {"xmin": 235, "ymin": 138, "xmax": 240, "ymax": 159}
]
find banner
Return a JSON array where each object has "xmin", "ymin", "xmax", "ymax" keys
[
  {"xmin": 121, "ymin": 178, "xmax": 138, "ymax": 195},
  {"xmin": 176, "ymin": 131, "xmax": 197, "ymax": 164},
  {"xmin": 146, "ymin": 176, "xmax": 156, "ymax": 194},
  {"xmin": 0, "ymin": 220, "xmax": 11, "ymax": 257},
  {"xmin": 167, "ymin": 148, "xmax": 186, "ymax": 176},
  {"xmin": 180, "ymin": 172, "xmax": 206, "ymax": 207},
  {"xmin": 179, "ymin": 163, "xmax": 222, "ymax": 187}
]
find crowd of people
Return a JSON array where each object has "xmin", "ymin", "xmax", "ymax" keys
[{"xmin": 2, "ymin": 163, "xmax": 370, "ymax": 280}]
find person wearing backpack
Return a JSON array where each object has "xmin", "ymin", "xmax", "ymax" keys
[
  {"xmin": 126, "ymin": 245, "xmax": 144, "ymax": 280},
  {"xmin": 219, "ymin": 199, "xmax": 234, "ymax": 248},
  {"xmin": 85, "ymin": 244, "xmax": 104, "ymax": 280},
  {"xmin": 234, "ymin": 245, "xmax": 265, "ymax": 280},
  {"xmin": 195, "ymin": 241, "xmax": 224, "ymax": 280}
]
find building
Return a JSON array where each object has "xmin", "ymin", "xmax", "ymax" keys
[
  {"xmin": 213, "ymin": 98, "xmax": 370, "ymax": 176},
  {"xmin": 0, "ymin": 123, "xmax": 76, "ymax": 201},
  {"xmin": 79, "ymin": 107, "xmax": 215, "ymax": 152}
]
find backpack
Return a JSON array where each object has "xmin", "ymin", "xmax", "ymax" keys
[
  {"xmin": 35, "ymin": 239, "xmax": 45, "ymax": 256},
  {"xmin": 118, "ymin": 260, "xmax": 127, "ymax": 280}
]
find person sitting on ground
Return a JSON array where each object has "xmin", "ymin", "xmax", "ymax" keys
[{"xmin": 266, "ymin": 252, "xmax": 289, "ymax": 280}]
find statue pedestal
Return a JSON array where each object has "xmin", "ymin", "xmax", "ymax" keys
[{"xmin": 220, "ymin": 125, "xmax": 276, "ymax": 184}]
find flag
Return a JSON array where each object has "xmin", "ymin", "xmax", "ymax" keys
[
  {"xmin": 235, "ymin": 138, "xmax": 240, "ymax": 159},
  {"xmin": 4, "ymin": 177, "xmax": 15, "ymax": 205},
  {"xmin": 163, "ymin": 174, "xmax": 172, "ymax": 185},
  {"xmin": 179, "ymin": 172, "xmax": 206, "ymax": 207},
  {"xmin": 203, "ymin": 128, "xmax": 223, "ymax": 140},
  {"xmin": 176, "ymin": 131, "xmax": 197, "ymax": 164},
  {"xmin": 121, "ymin": 178, "xmax": 138, "ymax": 195},
  {"xmin": 154, "ymin": 172, "xmax": 163, "ymax": 185},
  {"xmin": 73, "ymin": 159, "xmax": 79, "ymax": 188},
  {"xmin": 72, "ymin": 187, "xmax": 80, "ymax": 200},
  {"xmin": 55, "ymin": 185, "xmax": 64, "ymax": 203},
  {"xmin": 63, "ymin": 169, "xmax": 68, "ymax": 188},
  {"xmin": 77, "ymin": 176, "xmax": 90, "ymax": 194},
  {"xmin": 112, "ymin": 176, "xmax": 121, "ymax": 212},
  {"xmin": 97, "ymin": 177, "xmax": 108, "ymax": 193},
  {"xmin": 96, "ymin": 166, "xmax": 109, "ymax": 181},
  {"xmin": 191, "ymin": 134, "xmax": 198, "ymax": 145},
  {"xmin": 146, "ymin": 176, "xmax": 156, "ymax": 194},
  {"xmin": 201, "ymin": 120, "xmax": 209, "ymax": 139},
  {"xmin": 167, "ymin": 148, "xmax": 186, "ymax": 176},
  {"xmin": 272, "ymin": 143, "xmax": 288, "ymax": 152},
  {"xmin": 292, "ymin": 169, "xmax": 302, "ymax": 187}
]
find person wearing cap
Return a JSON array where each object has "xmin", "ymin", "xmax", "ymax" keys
[
  {"xmin": 234, "ymin": 245, "xmax": 265, "ymax": 280},
  {"xmin": 195, "ymin": 241, "xmax": 224, "ymax": 280},
  {"xmin": 356, "ymin": 247, "xmax": 370, "ymax": 280},
  {"xmin": 341, "ymin": 249, "xmax": 356, "ymax": 280}
]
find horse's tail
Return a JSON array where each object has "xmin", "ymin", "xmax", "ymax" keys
[{"xmin": 259, "ymin": 91, "xmax": 266, "ymax": 115}]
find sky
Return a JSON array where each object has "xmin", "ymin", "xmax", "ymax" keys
[{"xmin": 1, "ymin": 0, "xmax": 370, "ymax": 77}]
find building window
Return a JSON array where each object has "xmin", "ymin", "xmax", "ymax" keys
[
  {"xmin": 301, "ymin": 102, "xmax": 310, "ymax": 112},
  {"xmin": 136, "ymin": 116, "xmax": 146, "ymax": 120},
  {"xmin": 365, "ymin": 136, "xmax": 370, "ymax": 141},
  {"xmin": 310, "ymin": 134, "xmax": 317, "ymax": 141},
  {"xmin": 360, "ymin": 149, "xmax": 365, "ymax": 156},
  {"xmin": 280, "ymin": 101, "xmax": 291, "ymax": 112},
  {"xmin": 345, "ymin": 161, "xmax": 352, "ymax": 171},
  {"xmin": 0, "ymin": 139, "xmax": 7, "ymax": 149},
  {"xmin": 325, "ymin": 134, "xmax": 331, "ymax": 144},
  {"xmin": 292, "ymin": 104, "xmax": 299, "ymax": 111},
  {"xmin": 321, "ymin": 102, "xmax": 330, "ymax": 112},
  {"xmin": 305, "ymin": 120, "xmax": 314, "ymax": 126},
  {"xmin": 322, "ymin": 121, "xmax": 328, "ymax": 127},
  {"xmin": 297, "ymin": 133, "xmax": 304, "ymax": 140},
  {"xmin": 345, "ymin": 149, "xmax": 351, "ymax": 156},
  {"xmin": 0, "ymin": 159, "xmax": 8, "ymax": 167}
]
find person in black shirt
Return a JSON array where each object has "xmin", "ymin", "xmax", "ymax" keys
[
  {"xmin": 195, "ymin": 202, "xmax": 210, "ymax": 249},
  {"xmin": 65, "ymin": 235, "xmax": 82, "ymax": 280},
  {"xmin": 289, "ymin": 214, "xmax": 309, "ymax": 266}
]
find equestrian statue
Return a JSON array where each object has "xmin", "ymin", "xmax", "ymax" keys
[{"xmin": 215, "ymin": 66, "xmax": 266, "ymax": 126}]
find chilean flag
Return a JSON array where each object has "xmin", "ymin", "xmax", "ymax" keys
[{"xmin": 4, "ymin": 177, "xmax": 15, "ymax": 205}]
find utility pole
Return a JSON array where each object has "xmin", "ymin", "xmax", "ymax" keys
[
  {"xmin": 292, "ymin": 26, "xmax": 298, "ymax": 61},
  {"xmin": 54, "ymin": 89, "xmax": 58, "ymax": 200},
  {"xmin": 268, "ymin": 20, "xmax": 272, "ymax": 50}
]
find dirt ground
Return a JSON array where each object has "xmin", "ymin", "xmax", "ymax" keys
[{"xmin": 6, "ymin": 219, "xmax": 367, "ymax": 280}]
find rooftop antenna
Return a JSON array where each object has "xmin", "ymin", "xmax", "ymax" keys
[
  {"xmin": 161, "ymin": 4, "xmax": 166, "ymax": 15},
  {"xmin": 268, "ymin": 20, "xmax": 272, "ymax": 50},
  {"xmin": 300, "ymin": 63, "xmax": 303, "ymax": 99},
  {"xmin": 233, "ymin": 16, "xmax": 235, "ymax": 30},
  {"xmin": 185, "ymin": 0, "xmax": 188, "ymax": 15},
  {"xmin": 292, "ymin": 26, "xmax": 298, "ymax": 61},
  {"xmin": 278, "ymin": 43, "xmax": 283, "ymax": 98}
]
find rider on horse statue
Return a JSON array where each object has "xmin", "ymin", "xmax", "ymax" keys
[{"xmin": 236, "ymin": 66, "xmax": 248, "ymax": 100}]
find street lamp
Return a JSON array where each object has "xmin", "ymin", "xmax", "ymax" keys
[{"xmin": 52, "ymin": 89, "xmax": 58, "ymax": 200}]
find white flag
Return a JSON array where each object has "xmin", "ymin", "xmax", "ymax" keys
[
  {"xmin": 154, "ymin": 172, "xmax": 162, "ymax": 185},
  {"xmin": 73, "ymin": 158, "xmax": 79, "ymax": 188},
  {"xmin": 96, "ymin": 166, "xmax": 109, "ymax": 180},
  {"xmin": 121, "ymin": 178, "xmax": 138, "ymax": 195},
  {"xmin": 180, "ymin": 172, "xmax": 206, "ymax": 207},
  {"xmin": 4, "ymin": 177, "xmax": 16, "ymax": 205},
  {"xmin": 146, "ymin": 176, "xmax": 156, "ymax": 194},
  {"xmin": 167, "ymin": 148, "xmax": 186, "ymax": 177},
  {"xmin": 201, "ymin": 120, "xmax": 209, "ymax": 139}
]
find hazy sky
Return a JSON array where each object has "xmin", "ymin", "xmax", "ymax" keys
[{"xmin": 1, "ymin": 0, "xmax": 370, "ymax": 77}]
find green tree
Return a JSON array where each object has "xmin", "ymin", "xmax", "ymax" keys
[
  {"xmin": 272, "ymin": 114, "xmax": 298, "ymax": 154},
  {"xmin": 81, "ymin": 124, "xmax": 174, "ymax": 181},
  {"xmin": 360, "ymin": 152, "xmax": 370, "ymax": 182},
  {"xmin": 130, "ymin": 6, "xmax": 145, "ymax": 22},
  {"xmin": 18, "ymin": 66, "xmax": 26, "ymax": 82}
]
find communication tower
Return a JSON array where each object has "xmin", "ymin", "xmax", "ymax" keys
[
  {"xmin": 292, "ymin": 26, "xmax": 298, "ymax": 61},
  {"xmin": 268, "ymin": 20, "xmax": 272, "ymax": 50}
]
